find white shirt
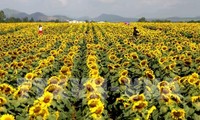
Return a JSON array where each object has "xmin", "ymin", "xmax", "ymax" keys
[{"xmin": 39, "ymin": 27, "xmax": 42, "ymax": 31}]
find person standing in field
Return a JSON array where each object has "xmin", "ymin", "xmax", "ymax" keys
[
  {"xmin": 38, "ymin": 25, "xmax": 43, "ymax": 35},
  {"xmin": 133, "ymin": 27, "xmax": 139, "ymax": 39}
]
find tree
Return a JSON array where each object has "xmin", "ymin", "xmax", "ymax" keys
[
  {"xmin": 5, "ymin": 17, "xmax": 22, "ymax": 22},
  {"xmin": 29, "ymin": 17, "xmax": 34, "ymax": 22},
  {"xmin": 0, "ymin": 10, "xmax": 6, "ymax": 22},
  {"xmin": 138, "ymin": 17, "xmax": 147, "ymax": 22},
  {"xmin": 22, "ymin": 17, "xmax": 29, "ymax": 22}
]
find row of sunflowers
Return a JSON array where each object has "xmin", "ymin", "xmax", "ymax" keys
[{"xmin": 0, "ymin": 22, "xmax": 200, "ymax": 120}]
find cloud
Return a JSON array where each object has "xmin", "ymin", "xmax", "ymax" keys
[
  {"xmin": 57, "ymin": 0, "xmax": 69, "ymax": 6},
  {"xmin": 97, "ymin": 0, "xmax": 117, "ymax": 3},
  {"xmin": 139, "ymin": 0, "xmax": 180, "ymax": 7},
  {"xmin": 0, "ymin": 0, "xmax": 200, "ymax": 18}
]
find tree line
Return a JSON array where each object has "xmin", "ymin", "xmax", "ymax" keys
[
  {"xmin": 0, "ymin": 10, "xmax": 58, "ymax": 23},
  {"xmin": 0, "ymin": 10, "xmax": 37, "ymax": 22}
]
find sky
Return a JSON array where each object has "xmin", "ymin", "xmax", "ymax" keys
[{"xmin": 0, "ymin": 0, "xmax": 200, "ymax": 18}]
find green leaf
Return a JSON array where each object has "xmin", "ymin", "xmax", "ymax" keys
[
  {"xmin": 48, "ymin": 114, "xmax": 57, "ymax": 120},
  {"xmin": 185, "ymin": 105, "xmax": 195, "ymax": 116},
  {"xmin": 193, "ymin": 102, "xmax": 200, "ymax": 111},
  {"xmin": 62, "ymin": 99, "xmax": 72, "ymax": 109},
  {"xmin": 193, "ymin": 113, "xmax": 200, "ymax": 120},
  {"xmin": 10, "ymin": 100, "xmax": 21, "ymax": 108}
]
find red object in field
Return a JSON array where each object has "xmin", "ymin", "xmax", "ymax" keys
[
  {"xmin": 38, "ymin": 25, "xmax": 43, "ymax": 35},
  {"xmin": 38, "ymin": 30, "xmax": 43, "ymax": 34}
]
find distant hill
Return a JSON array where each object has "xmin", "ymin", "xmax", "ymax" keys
[
  {"xmin": 93, "ymin": 14, "xmax": 137, "ymax": 22},
  {"xmin": 2, "ymin": 8, "xmax": 200, "ymax": 22},
  {"xmin": 29, "ymin": 12, "xmax": 49, "ymax": 21},
  {"xmin": 53, "ymin": 15, "xmax": 72, "ymax": 21},
  {"xmin": 165, "ymin": 16, "xmax": 200, "ymax": 22},
  {"xmin": 77, "ymin": 16, "xmax": 92, "ymax": 21},
  {"xmin": 3, "ymin": 8, "xmax": 22, "ymax": 18},
  {"xmin": 2, "ymin": 8, "xmax": 71, "ymax": 21}
]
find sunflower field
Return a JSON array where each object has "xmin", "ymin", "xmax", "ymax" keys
[{"xmin": 0, "ymin": 22, "xmax": 200, "ymax": 120}]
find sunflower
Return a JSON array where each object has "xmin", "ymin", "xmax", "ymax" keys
[
  {"xmin": 87, "ymin": 55, "xmax": 97, "ymax": 63},
  {"xmin": 0, "ymin": 70, "xmax": 7, "ymax": 78},
  {"xmin": 33, "ymin": 69, "xmax": 42, "ymax": 77},
  {"xmin": 171, "ymin": 109, "xmax": 185, "ymax": 120},
  {"xmin": 119, "ymin": 69, "xmax": 128, "ymax": 76},
  {"xmin": 170, "ymin": 94, "xmax": 182, "ymax": 103},
  {"xmin": 169, "ymin": 62, "xmax": 176, "ymax": 70},
  {"xmin": 84, "ymin": 81, "xmax": 97, "ymax": 92},
  {"xmin": 47, "ymin": 76, "xmax": 60, "ymax": 85},
  {"xmin": 176, "ymin": 45, "xmax": 182, "ymax": 52},
  {"xmin": 93, "ymin": 105, "xmax": 104, "ymax": 115},
  {"xmin": 58, "ymin": 75, "xmax": 68, "ymax": 85},
  {"xmin": 195, "ymin": 57, "xmax": 200, "ymax": 64},
  {"xmin": 86, "ymin": 61, "xmax": 94, "ymax": 67},
  {"xmin": 178, "ymin": 76, "xmax": 187, "ymax": 85},
  {"xmin": 187, "ymin": 76, "xmax": 198, "ymax": 85},
  {"xmin": 195, "ymin": 80, "xmax": 200, "ymax": 87},
  {"xmin": 130, "ymin": 52, "xmax": 139, "ymax": 60},
  {"xmin": 13, "ymin": 88, "xmax": 23, "ymax": 99},
  {"xmin": 38, "ymin": 92, "xmax": 53, "ymax": 106},
  {"xmin": 173, "ymin": 76, "xmax": 181, "ymax": 81},
  {"xmin": 89, "ymin": 101, "xmax": 104, "ymax": 118},
  {"xmin": 157, "ymin": 81, "xmax": 169, "ymax": 89},
  {"xmin": 191, "ymin": 72, "xmax": 199, "ymax": 79},
  {"xmin": 0, "ymin": 84, "xmax": 15, "ymax": 95},
  {"xmin": 59, "ymin": 66, "xmax": 71, "ymax": 76},
  {"xmin": 29, "ymin": 103, "xmax": 43, "ymax": 116},
  {"xmin": 38, "ymin": 60, "xmax": 48, "ymax": 68},
  {"xmin": 158, "ymin": 57, "xmax": 167, "ymax": 65},
  {"xmin": 17, "ymin": 62, "xmax": 25, "ymax": 68},
  {"xmin": 160, "ymin": 86, "xmax": 171, "ymax": 94},
  {"xmin": 122, "ymin": 61, "xmax": 130, "ymax": 67},
  {"xmin": 50, "ymin": 50, "xmax": 58, "ymax": 57},
  {"xmin": 89, "ymin": 69, "xmax": 99, "ymax": 78},
  {"xmin": 179, "ymin": 54, "xmax": 185, "ymax": 60},
  {"xmin": 123, "ymin": 102, "xmax": 130, "ymax": 108},
  {"xmin": 129, "ymin": 94, "xmax": 145, "ymax": 102},
  {"xmin": 67, "ymin": 51, "xmax": 75, "ymax": 57},
  {"xmin": 29, "ymin": 104, "xmax": 49, "ymax": 119},
  {"xmin": 132, "ymin": 101, "xmax": 148, "ymax": 112},
  {"xmin": 146, "ymin": 106, "xmax": 156, "ymax": 120},
  {"xmin": 107, "ymin": 64, "xmax": 115, "ymax": 71},
  {"xmin": 92, "ymin": 76, "xmax": 104, "ymax": 86},
  {"xmin": 25, "ymin": 72, "xmax": 35, "ymax": 80},
  {"xmin": 161, "ymin": 45, "xmax": 168, "ymax": 52},
  {"xmin": 191, "ymin": 96, "xmax": 200, "ymax": 103},
  {"xmin": 114, "ymin": 64, "xmax": 121, "ymax": 69},
  {"xmin": 183, "ymin": 58, "xmax": 192, "ymax": 66},
  {"xmin": 118, "ymin": 75, "xmax": 130, "ymax": 85},
  {"xmin": 145, "ymin": 70, "xmax": 155, "ymax": 80},
  {"xmin": 20, "ymin": 85, "xmax": 30, "ymax": 93},
  {"xmin": 45, "ymin": 84, "xmax": 61, "ymax": 95},
  {"xmin": 116, "ymin": 97, "xmax": 126, "ymax": 103},
  {"xmin": 47, "ymin": 56, "xmax": 55, "ymax": 63},
  {"xmin": 140, "ymin": 59, "xmax": 148, "ymax": 67},
  {"xmin": 160, "ymin": 94, "xmax": 172, "ymax": 104},
  {"xmin": 88, "ymin": 99, "xmax": 101, "ymax": 108},
  {"xmin": 87, "ymin": 92, "xmax": 101, "ymax": 100},
  {"xmin": 0, "ymin": 114, "xmax": 15, "ymax": 120},
  {"xmin": 88, "ymin": 63, "xmax": 98, "ymax": 70},
  {"xmin": 64, "ymin": 60, "xmax": 73, "ymax": 68},
  {"xmin": 0, "ymin": 97, "xmax": 7, "ymax": 106}
]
